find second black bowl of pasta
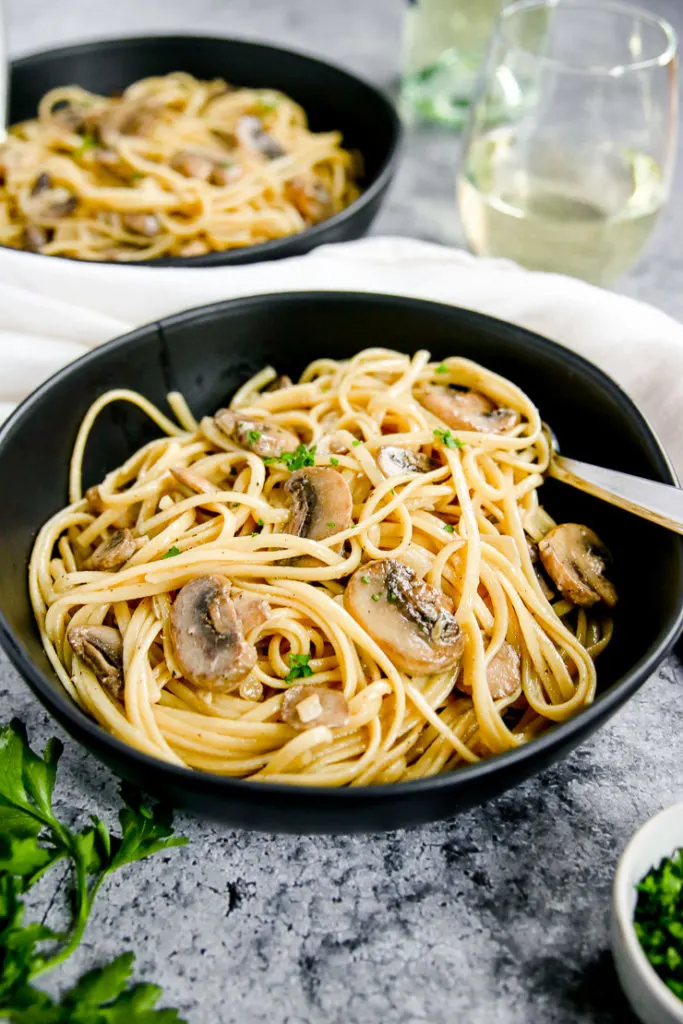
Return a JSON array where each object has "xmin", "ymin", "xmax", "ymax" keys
[
  {"xmin": 3, "ymin": 36, "xmax": 400, "ymax": 265},
  {"xmin": 0, "ymin": 292, "xmax": 681, "ymax": 833}
]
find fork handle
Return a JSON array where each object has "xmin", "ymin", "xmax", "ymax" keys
[{"xmin": 549, "ymin": 456, "xmax": 683, "ymax": 535}]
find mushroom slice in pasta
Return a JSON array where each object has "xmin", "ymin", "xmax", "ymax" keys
[
  {"xmin": 91, "ymin": 528, "xmax": 136, "ymax": 571},
  {"xmin": 284, "ymin": 467, "xmax": 352, "ymax": 541},
  {"xmin": 235, "ymin": 115, "xmax": 286, "ymax": 159},
  {"xmin": 284, "ymin": 177, "xmax": 333, "ymax": 223},
  {"xmin": 457, "ymin": 642, "xmax": 521, "ymax": 700},
  {"xmin": 214, "ymin": 409, "xmax": 299, "ymax": 458},
  {"xmin": 170, "ymin": 574, "xmax": 257, "ymax": 690},
  {"xmin": 345, "ymin": 559, "xmax": 464, "ymax": 676},
  {"xmin": 377, "ymin": 446, "xmax": 433, "ymax": 478},
  {"xmin": 539, "ymin": 524, "xmax": 617, "ymax": 608},
  {"xmin": 418, "ymin": 384, "xmax": 518, "ymax": 434},
  {"xmin": 231, "ymin": 591, "xmax": 271, "ymax": 635},
  {"xmin": 67, "ymin": 624, "xmax": 123, "ymax": 698},
  {"xmin": 280, "ymin": 684, "xmax": 349, "ymax": 731}
]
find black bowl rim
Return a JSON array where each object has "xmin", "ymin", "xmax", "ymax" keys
[
  {"xmin": 7, "ymin": 34, "xmax": 403, "ymax": 269},
  {"xmin": 1, "ymin": 290, "xmax": 682, "ymax": 803}
]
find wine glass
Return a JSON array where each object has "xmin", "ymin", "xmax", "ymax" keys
[{"xmin": 457, "ymin": 0, "xmax": 678, "ymax": 286}]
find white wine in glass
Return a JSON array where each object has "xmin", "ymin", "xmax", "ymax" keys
[{"xmin": 458, "ymin": 0, "xmax": 677, "ymax": 286}]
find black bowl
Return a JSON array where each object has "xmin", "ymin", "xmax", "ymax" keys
[
  {"xmin": 0, "ymin": 292, "xmax": 681, "ymax": 833},
  {"xmin": 8, "ymin": 35, "xmax": 401, "ymax": 267}
]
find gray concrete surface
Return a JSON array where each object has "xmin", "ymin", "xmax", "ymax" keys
[{"xmin": 4, "ymin": 2, "xmax": 683, "ymax": 1022}]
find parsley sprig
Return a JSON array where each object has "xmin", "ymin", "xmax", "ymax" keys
[
  {"xmin": 0, "ymin": 720, "xmax": 187, "ymax": 1021},
  {"xmin": 433, "ymin": 428, "xmax": 463, "ymax": 450},
  {"xmin": 264, "ymin": 444, "xmax": 317, "ymax": 472},
  {"xmin": 634, "ymin": 848, "xmax": 683, "ymax": 1000},
  {"xmin": 285, "ymin": 653, "xmax": 313, "ymax": 683}
]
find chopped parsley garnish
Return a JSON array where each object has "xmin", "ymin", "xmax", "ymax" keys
[
  {"xmin": 435, "ymin": 363, "xmax": 449, "ymax": 374},
  {"xmin": 387, "ymin": 591, "xmax": 398, "ymax": 603},
  {"xmin": 74, "ymin": 132, "xmax": 97, "ymax": 155},
  {"xmin": 247, "ymin": 430, "xmax": 262, "ymax": 444},
  {"xmin": 634, "ymin": 848, "xmax": 683, "ymax": 1000},
  {"xmin": 351, "ymin": 439, "xmax": 361, "ymax": 447},
  {"xmin": 390, "ymin": 488, "xmax": 396, "ymax": 496},
  {"xmin": 129, "ymin": 172, "xmax": 144, "ymax": 183},
  {"xmin": 257, "ymin": 518, "xmax": 264, "ymax": 527},
  {"xmin": 443, "ymin": 523, "xmax": 455, "ymax": 534},
  {"xmin": 433, "ymin": 428, "xmax": 463, "ymax": 450},
  {"xmin": 258, "ymin": 95, "xmax": 279, "ymax": 111},
  {"xmin": 329, "ymin": 457, "xmax": 340, "ymax": 467},
  {"xmin": 371, "ymin": 592, "xmax": 383, "ymax": 602},
  {"xmin": 361, "ymin": 575, "xmax": 371, "ymax": 584},
  {"xmin": 285, "ymin": 653, "xmax": 313, "ymax": 683},
  {"xmin": 327, "ymin": 522, "xmax": 336, "ymax": 529},
  {"xmin": 264, "ymin": 443, "xmax": 317, "ymax": 471},
  {"xmin": 162, "ymin": 545, "xmax": 180, "ymax": 558}
]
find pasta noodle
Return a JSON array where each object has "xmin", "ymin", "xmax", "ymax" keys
[
  {"xmin": 0, "ymin": 72, "xmax": 360, "ymax": 261},
  {"xmin": 29, "ymin": 348, "xmax": 616, "ymax": 786}
]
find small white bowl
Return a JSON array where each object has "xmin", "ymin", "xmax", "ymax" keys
[{"xmin": 612, "ymin": 802, "xmax": 683, "ymax": 1024}]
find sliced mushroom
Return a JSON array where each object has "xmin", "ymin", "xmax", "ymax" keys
[
  {"xmin": 210, "ymin": 162, "xmax": 242, "ymax": 186},
  {"xmin": 97, "ymin": 102, "xmax": 158, "ymax": 147},
  {"xmin": 23, "ymin": 225, "xmax": 48, "ymax": 252},
  {"xmin": 235, "ymin": 115, "xmax": 286, "ymax": 159},
  {"xmin": 170, "ymin": 150, "xmax": 214, "ymax": 181},
  {"xmin": 284, "ymin": 177, "xmax": 332, "ymax": 223},
  {"xmin": 527, "ymin": 539, "xmax": 554, "ymax": 601},
  {"xmin": 284, "ymin": 467, "xmax": 352, "ymax": 541},
  {"xmin": 122, "ymin": 213, "xmax": 160, "ymax": 237},
  {"xmin": 280, "ymin": 684, "xmax": 349, "ymax": 731},
  {"xmin": 170, "ymin": 574, "xmax": 257, "ymax": 690},
  {"xmin": 171, "ymin": 466, "xmax": 216, "ymax": 495},
  {"xmin": 377, "ymin": 446, "xmax": 433, "ymax": 478},
  {"xmin": 49, "ymin": 98, "xmax": 88, "ymax": 133},
  {"xmin": 232, "ymin": 591, "xmax": 271, "ymax": 635},
  {"xmin": 418, "ymin": 384, "xmax": 518, "ymax": 434},
  {"xmin": 214, "ymin": 409, "xmax": 299, "ymax": 459},
  {"xmin": 459, "ymin": 642, "xmax": 521, "ymax": 700},
  {"xmin": 28, "ymin": 184, "xmax": 78, "ymax": 220},
  {"xmin": 67, "ymin": 624, "xmax": 123, "ymax": 698},
  {"xmin": 30, "ymin": 172, "xmax": 52, "ymax": 197},
  {"xmin": 263, "ymin": 375, "xmax": 293, "ymax": 393},
  {"xmin": 91, "ymin": 528, "xmax": 137, "ymax": 571},
  {"xmin": 345, "ymin": 559, "xmax": 465, "ymax": 676},
  {"xmin": 538, "ymin": 523, "xmax": 617, "ymax": 608}
]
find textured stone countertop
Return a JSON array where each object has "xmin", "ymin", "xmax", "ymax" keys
[{"xmin": 4, "ymin": 2, "xmax": 683, "ymax": 1022}]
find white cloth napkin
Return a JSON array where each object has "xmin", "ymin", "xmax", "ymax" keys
[{"xmin": 2, "ymin": 235, "xmax": 683, "ymax": 476}]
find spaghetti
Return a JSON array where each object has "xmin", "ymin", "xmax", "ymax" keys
[
  {"xmin": 29, "ymin": 349, "xmax": 616, "ymax": 786},
  {"xmin": 0, "ymin": 72, "xmax": 360, "ymax": 261}
]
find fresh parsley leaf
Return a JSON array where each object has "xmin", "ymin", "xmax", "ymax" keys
[
  {"xmin": 433, "ymin": 428, "xmax": 463, "ymax": 450},
  {"xmin": 264, "ymin": 444, "xmax": 316, "ymax": 472},
  {"xmin": 371, "ymin": 592, "xmax": 383, "ymax": 603},
  {"xmin": 74, "ymin": 133, "xmax": 97, "ymax": 156},
  {"xmin": 329, "ymin": 457, "xmax": 339, "ymax": 467},
  {"xmin": 435, "ymin": 363, "xmax": 449, "ymax": 374},
  {"xmin": 161, "ymin": 547, "xmax": 180, "ymax": 559},
  {"xmin": 246, "ymin": 430, "xmax": 262, "ymax": 444},
  {"xmin": 285, "ymin": 653, "xmax": 313, "ymax": 683},
  {"xmin": 361, "ymin": 575, "xmax": 370, "ymax": 584},
  {"xmin": 443, "ymin": 523, "xmax": 455, "ymax": 534},
  {"xmin": 351, "ymin": 440, "xmax": 361, "ymax": 447},
  {"xmin": 0, "ymin": 721, "xmax": 188, "ymax": 1020},
  {"xmin": 389, "ymin": 489, "xmax": 396, "ymax": 496},
  {"xmin": 327, "ymin": 522, "xmax": 336, "ymax": 530},
  {"xmin": 387, "ymin": 592, "xmax": 398, "ymax": 603},
  {"xmin": 634, "ymin": 847, "xmax": 683, "ymax": 1001},
  {"xmin": 256, "ymin": 518, "xmax": 264, "ymax": 527}
]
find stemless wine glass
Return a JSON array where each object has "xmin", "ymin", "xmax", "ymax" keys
[{"xmin": 457, "ymin": 0, "xmax": 678, "ymax": 285}]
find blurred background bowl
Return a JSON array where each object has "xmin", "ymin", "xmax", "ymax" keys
[
  {"xmin": 8, "ymin": 35, "xmax": 402, "ymax": 267},
  {"xmin": 0, "ymin": 292, "xmax": 681, "ymax": 832}
]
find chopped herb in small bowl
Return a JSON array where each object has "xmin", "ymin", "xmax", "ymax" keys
[{"xmin": 634, "ymin": 848, "xmax": 683, "ymax": 1000}]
